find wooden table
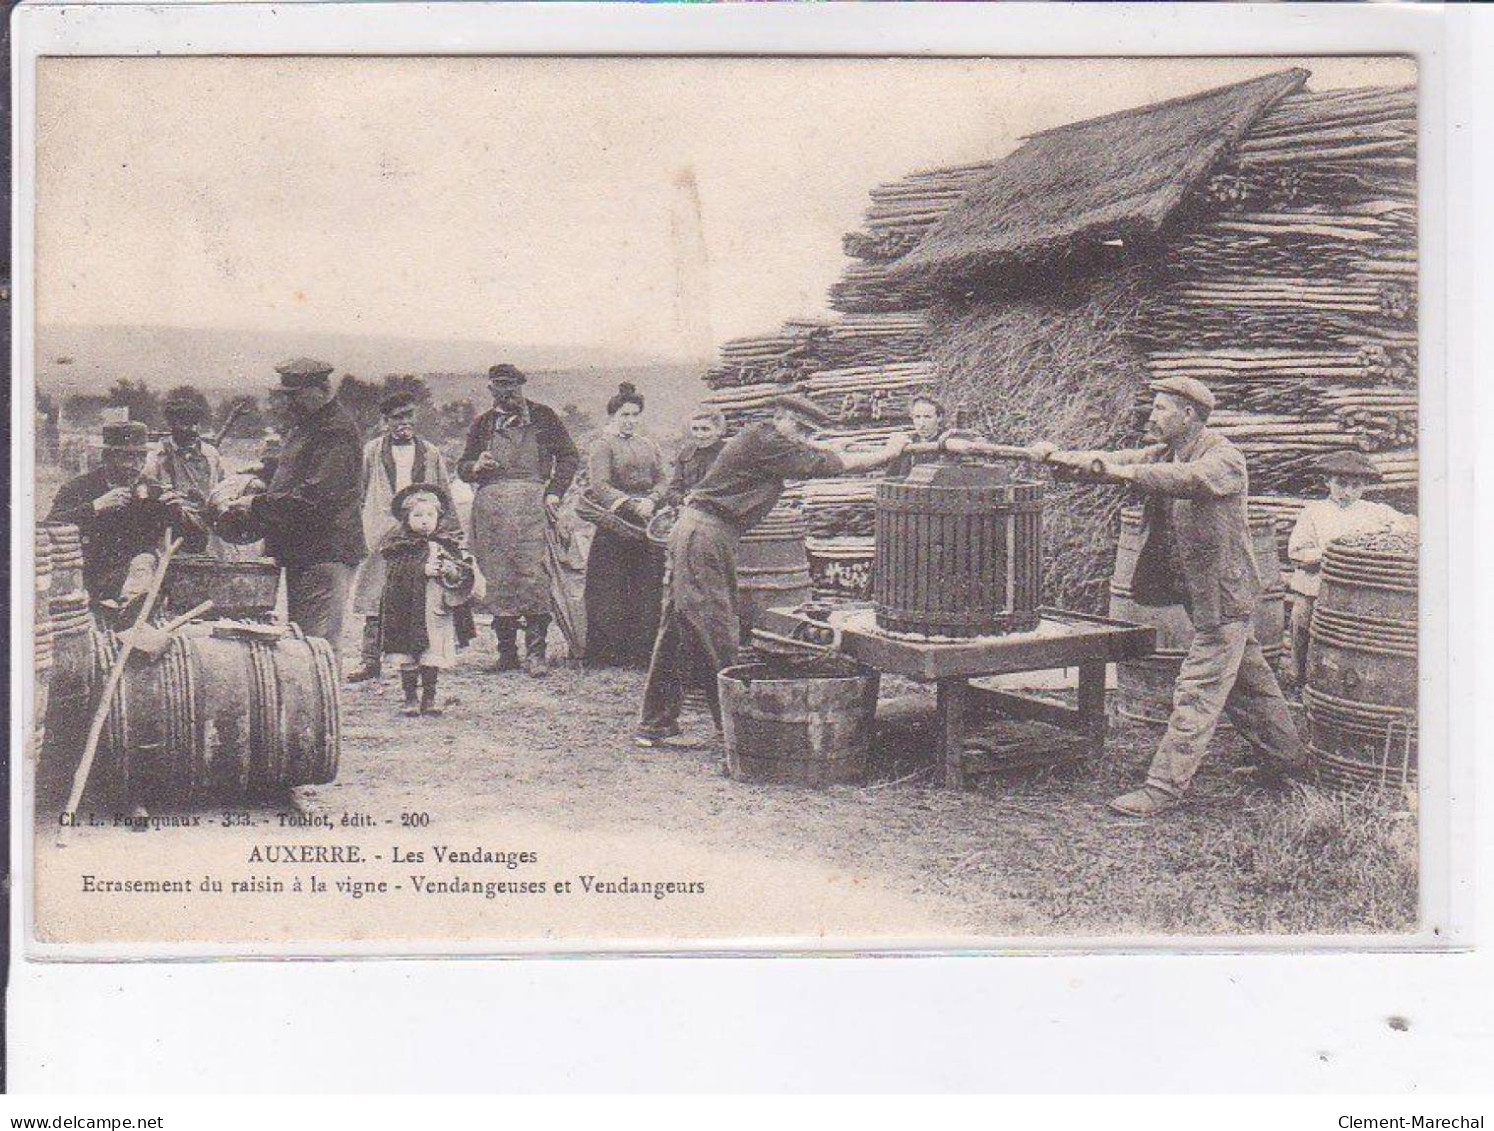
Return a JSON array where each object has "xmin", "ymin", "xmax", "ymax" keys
[{"xmin": 759, "ymin": 604, "xmax": 1155, "ymax": 788}]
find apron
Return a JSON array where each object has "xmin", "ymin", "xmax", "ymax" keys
[{"xmin": 471, "ymin": 421, "xmax": 550, "ymax": 617}]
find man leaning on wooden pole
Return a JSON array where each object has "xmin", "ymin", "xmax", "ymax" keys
[{"xmin": 1038, "ymin": 376, "xmax": 1307, "ymax": 818}]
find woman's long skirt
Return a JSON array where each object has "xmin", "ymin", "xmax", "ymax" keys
[{"xmin": 583, "ymin": 526, "xmax": 664, "ymax": 667}]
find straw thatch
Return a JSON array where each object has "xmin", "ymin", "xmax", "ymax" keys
[{"xmin": 887, "ymin": 68, "xmax": 1308, "ymax": 295}]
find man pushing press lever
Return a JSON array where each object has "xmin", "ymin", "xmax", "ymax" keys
[
  {"xmin": 635, "ymin": 394, "xmax": 909, "ymax": 749},
  {"xmin": 1037, "ymin": 376, "xmax": 1306, "ymax": 818}
]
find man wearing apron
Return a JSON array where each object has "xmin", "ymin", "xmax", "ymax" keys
[{"xmin": 457, "ymin": 363, "xmax": 579, "ymax": 676}]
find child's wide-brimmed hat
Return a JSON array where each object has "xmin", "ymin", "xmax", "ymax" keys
[
  {"xmin": 1316, "ymin": 450, "xmax": 1382, "ymax": 482},
  {"xmin": 390, "ymin": 482, "xmax": 454, "ymax": 519}
]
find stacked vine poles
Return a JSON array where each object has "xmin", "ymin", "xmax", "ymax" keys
[
  {"xmin": 1136, "ymin": 83, "xmax": 1418, "ymax": 551},
  {"xmin": 697, "ymin": 81, "xmax": 1416, "ymax": 598}
]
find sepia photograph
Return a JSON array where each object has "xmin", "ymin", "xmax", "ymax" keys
[{"xmin": 19, "ymin": 51, "xmax": 1429, "ymax": 952}]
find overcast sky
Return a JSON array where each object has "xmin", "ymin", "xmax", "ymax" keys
[{"xmin": 37, "ymin": 55, "xmax": 1414, "ymax": 360}]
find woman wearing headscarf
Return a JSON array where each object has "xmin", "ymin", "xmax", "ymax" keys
[{"xmin": 582, "ymin": 383, "xmax": 668, "ymax": 668}]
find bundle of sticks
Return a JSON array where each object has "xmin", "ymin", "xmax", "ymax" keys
[
  {"xmin": 1135, "ymin": 83, "xmax": 1418, "ymax": 518},
  {"xmin": 839, "ymin": 163, "xmax": 991, "ymax": 262}
]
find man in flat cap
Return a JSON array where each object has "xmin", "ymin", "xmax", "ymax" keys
[
  {"xmin": 143, "ymin": 389, "xmax": 223, "ymax": 556},
  {"xmin": 636, "ymin": 393, "xmax": 909, "ymax": 748},
  {"xmin": 1286, "ymin": 450, "xmax": 1415, "ymax": 689},
  {"xmin": 456, "ymin": 363, "xmax": 579, "ymax": 676},
  {"xmin": 1043, "ymin": 376, "xmax": 1304, "ymax": 817},
  {"xmin": 221, "ymin": 359, "xmax": 365, "ymax": 647},
  {"xmin": 46, "ymin": 420, "xmax": 204, "ymax": 604},
  {"xmin": 346, "ymin": 390, "xmax": 455, "ymax": 682}
]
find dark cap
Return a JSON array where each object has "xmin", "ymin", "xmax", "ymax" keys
[
  {"xmin": 1317, "ymin": 450, "xmax": 1382, "ymax": 481},
  {"xmin": 390, "ymin": 483, "xmax": 452, "ymax": 519},
  {"xmin": 487, "ymin": 364, "xmax": 527, "ymax": 387},
  {"xmin": 101, "ymin": 421, "xmax": 150, "ymax": 451},
  {"xmin": 1150, "ymin": 376, "xmax": 1217, "ymax": 414},
  {"xmin": 771, "ymin": 393, "xmax": 834, "ymax": 428},
  {"xmin": 274, "ymin": 358, "xmax": 335, "ymax": 389},
  {"xmin": 380, "ymin": 391, "xmax": 419, "ymax": 417}
]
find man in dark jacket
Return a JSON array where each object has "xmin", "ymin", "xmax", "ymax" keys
[
  {"xmin": 636, "ymin": 393, "xmax": 908, "ymax": 747},
  {"xmin": 1046, "ymin": 377, "xmax": 1304, "ymax": 817},
  {"xmin": 46, "ymin": 420, "xmax": 203, "ymax": 604},
  {"xmin": 223, "ymin": 358, "xmax": 365, "ymax": 646},
  {"xmin": 457, "ymin": 363, "xmax": 579, "ymax": 676}
]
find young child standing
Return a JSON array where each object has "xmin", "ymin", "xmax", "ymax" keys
[
  {"xmin": 1287, "ymin": 450, "xmax": 1415, "ymax": 688},
  {"xmin": 379, "ymin": 485, "xmax": 482, "ymax": 716}
]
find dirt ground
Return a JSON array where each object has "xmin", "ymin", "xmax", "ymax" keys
[
  {"xmin": 27, "ymin": 457, "xmax": 1417, "ymax": 948},
  {"xmin": 32, "ymin": 619, "xmax": 1417, "ymax": 948}
]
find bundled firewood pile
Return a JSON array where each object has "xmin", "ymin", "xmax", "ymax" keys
[
  {"xmin": 690, "ymin": 72, "xmax": 1417, "ymax": 613},
  {"xmin": 1136, "ymin": 83, "xmax": 1418, "ymax": 512}
]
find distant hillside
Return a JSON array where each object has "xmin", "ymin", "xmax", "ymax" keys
[{"xmin": 36, "ymin": 323, "xmax": 711, "ymax": 435}]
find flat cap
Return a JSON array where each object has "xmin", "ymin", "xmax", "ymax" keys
[
  {"xmin": 771, "ymin": 392, "xmax": 834, "ymax": 427},
  {"xmin": 274, "ymin": 358, "xmax": 335, "ymax": 388},
  {"xmin": 1316, "ymin": 450, "xmax": 1382, "ymax": 481},
  {"xmin": 487, "ymin": 363, "xmax": 527, "ymax": 386},
  {"xmin": 101, "ymin": 420, "xmax": 150, "ymax": 450},
  {"xmin": 1150, "ymin": 376, "xmax": 1216, "ymax": 414},
  {"xmin": 380, "ymin": 390, "xmax": 419, "ymax": 416}
]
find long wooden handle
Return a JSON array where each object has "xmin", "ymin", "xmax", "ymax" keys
[
  {"xmin": 156, "ymin": 600, "xmax": 214, "ymax": 635},
  {"xmin": 212, "ymin": 399, "xmax": 250, "ymax": 448},
  {"xmin": 62, "ymin": 533, "xmax": 183, "ymax": 821},
  {"xmin": 906, "ymin": 438, "xmax": 1049, "ymax": 461}
]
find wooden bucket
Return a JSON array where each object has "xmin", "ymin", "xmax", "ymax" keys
[
  {"xmin": 162, "ymin": 554, "xmax": 281, "ymax": 621},
  {"xmin": 737, "ymin": 505, "xmax": 813, "ymax": 642},
  {"xmin": 874, "ymin": 463, "xmax": 1042, "ymax": 637},
  {"xmin": 1110, "ymin": 505, "xmax": 1286, "ymax": 725},
  {"xmin": 719, "ymin": 657, "xmax": 879, "ymax": 786},
  {"xmin": 47, "ymin": 621, "xmax": 340, "ymax": 809},
  {"xmin": 1305, "ymin": 533, "xmax": 1417, "ymax": 789}
]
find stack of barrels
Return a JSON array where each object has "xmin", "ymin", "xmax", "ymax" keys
[
  {"xmin": 1305, "ymin": 531, "xmax": 1418, "ymax": 789},
  {"xmin": 737, "ymin": 503, "xmax": 813, "ymax": 641},
  {"xmin": 40, "ymin": 523, "xmax": 97, "ymax": 723},
  {"xmin": 1110, "ymin": 505, "xmax": 1286, "ymax": 725},
  {"xmin": 33, "ymin": 528, "xmax": 54, "ymax": 748}
]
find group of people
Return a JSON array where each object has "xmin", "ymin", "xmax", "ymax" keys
[{"xmin": 46, "ymin": 359, "xmax": 1412, "ymax": 819}]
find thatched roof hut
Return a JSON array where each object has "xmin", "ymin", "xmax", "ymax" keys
[
  {"xmin": 889, "ymin": 68, "xmax": 1309, "ymax": 295},
  {"xmin": 699, "ymin": 67, "xmax": 1417, "ymax": 614}
]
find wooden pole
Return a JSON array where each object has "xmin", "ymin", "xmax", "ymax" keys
[{"xmin": 61, "ymin": 532, "xmax": 183, "ymax": 823}]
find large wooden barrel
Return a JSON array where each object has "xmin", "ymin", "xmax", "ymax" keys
[
  {"xmin": 162, "ymin": 554, "xmax": 281, "ymax": 621},
  {"xmin": 719, "ymin": 657, "xmax": 880, "ymax": 786},
  {"xmin": 45, "ymin": 621, "xmax": 340, "ymax": 809},
  {"xmin": 1110, "ymin": 505, "xmax": 1286, "ymax": 725},
  {"xmin": 874, "ymin": 462, "xmax": 1042, "ymax": 637},
  {"xmin": 737, "ymin": 504, "xmax": 813, "ymax": 642},
  {"xmin": 1305, "ymin": 532, "xmax": 1417, "ymax": 789}
]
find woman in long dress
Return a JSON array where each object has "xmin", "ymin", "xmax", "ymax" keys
[{"xmin": 582, "ymin": 383, "xmax": 668, "ymax": 668}]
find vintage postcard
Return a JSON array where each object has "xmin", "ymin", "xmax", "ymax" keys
[{"xmin": 17, "ymin": 51, "xmax": 1440, "ymax": 955}]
